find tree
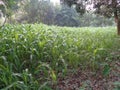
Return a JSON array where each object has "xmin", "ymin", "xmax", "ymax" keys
[
  {"xmin": 2, "ymin": 0, "xmax": 20, "ymax": 14},
  {"xmin": 23, "ymin": 0, "xmax": 55, "ymax": 24},
  {"xmin": 60, "ymin": 0, "xmax": 120, "ymax": 35},
  {"xmin": 0, "ymin": 0, "xmax": 21, "ymax": 23},
  {"xmin": 3, "ymin": 0, "xmax": 20, "ymax": 9},
  {"xmin": 55, "ymin": 5, "xmax": 80, "ymax": 27},
  {"xmin": 78, "ymin": 13, "xmax": 114, "ymax": 27},
  {"xmin": 0, "ymin": 0, "xmax": 6, "ymax": 26}
]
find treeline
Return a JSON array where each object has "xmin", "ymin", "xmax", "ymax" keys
[{"xmin": 9, "ymin": 0, "xmax": 115, "ymax": 27}]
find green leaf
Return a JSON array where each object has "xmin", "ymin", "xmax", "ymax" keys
[
  {"xmin": 114, "ymin": 82, "xmax": 120, "ymax": 86},
  {"xmin": 51, "ymin": 70, "xmax": 57, "ymax": 82},
  {"xmin": 103, "ymin": 65, "xmax": 111, "ymax": 76}
]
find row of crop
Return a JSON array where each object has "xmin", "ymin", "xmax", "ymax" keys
[{"xmin": 0, "ymin": 24, "xmax": 119, "ymax": 89}]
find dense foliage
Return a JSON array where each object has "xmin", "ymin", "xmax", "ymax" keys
[
  {"xmin": 23, "ymin": 0, "xmax": 55, "ymax": 24},
  {"xmin": 79, "ymin": 13, "xmax": 115, "ymax": 27},
  {"xmin": 54, "ymin": 5, "xmax": 80, "ymax": 27},
  {"xmin": 60, "ymin": 0, "xmax": 120, "ymax": 17},
  {"xmin": 60, "ymin": 0, "xmax": 120, "ymax": 35},
  {"xmin": 0, "ymin": 24, "xmax": 120, "ymax": 89},
  {"xmin": 0, "ymin": 0, "xmax": 115, "ymax": 27},
  {"xmin": 0, "ymin": 0, "xmax": 6, "ymax": 27},
  {"xmin": 2, "ymin": 0, "xmax": 20, "ymax": 17}
]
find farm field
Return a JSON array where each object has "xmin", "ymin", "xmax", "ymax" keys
[{"xmin": 0, "ymin": 24, "xmax": 120, "ymax": 90}]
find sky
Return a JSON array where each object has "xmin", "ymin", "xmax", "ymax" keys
[{"xmin": 50, "ymin": 0, "xmax": 60, "ymax": 5}]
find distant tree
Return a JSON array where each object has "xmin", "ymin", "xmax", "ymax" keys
[
  {"xmin": 3, "ymin": 0, "xmax": 19, "ymax": 9},
  {"xmin": 79, "ymin": 13, "xmax": 115, "ymax": 27},
  {"xmin": 0, "ymin": 0, "xmax": 21, "ymax": 23},
  {"xmin": 23, "ymin": 0, "xmax": 55, "ymax": 24},
  {"xmin": 0, "ymin": 0, "xmax": 6, "ymax": 26},
  {"xmin": 55, "ymin": 5, "xmax": 80, "ymax": 27},
  {"xmin": 60, "ymin": 0, "xmax": 120, "ymax": 35},
  {"xmin": 3, "ymin": 0, "xmax": 20, "ymax": 15}
]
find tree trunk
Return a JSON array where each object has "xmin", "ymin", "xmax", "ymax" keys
[
  {"xmin": 114, "ymin": 8, "xmax": 120, "ymax": 35},
  {"xmin": 117, "ymin": 19, "xmax": 120, "ymax": 35},
  {"xmin": 113, "ymin": 0, "xmax": 120, "ymax": 35},
  {"xmin": 115, "ymin": 17, "xmax": 120, "ymax": 35}
]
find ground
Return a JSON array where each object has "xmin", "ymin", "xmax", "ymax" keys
[{"xmin": 54, "ymin": 60, "xmax": 120, "ymax": 90}]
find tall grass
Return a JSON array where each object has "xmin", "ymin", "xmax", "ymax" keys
[{"xmin": 0, "ymin": 24, "xmax": 120, "ymax": 89}]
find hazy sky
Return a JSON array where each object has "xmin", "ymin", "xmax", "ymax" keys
[{"xmin": 50, "ymin": 0, "xmax": 60, "ymax": 5}]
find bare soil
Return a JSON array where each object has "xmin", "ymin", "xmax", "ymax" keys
[{"xmin": 54, "ymin": 61, "xmax": 120, "ymax": 90}]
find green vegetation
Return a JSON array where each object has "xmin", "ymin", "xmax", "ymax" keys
[{"xmin": 0, "ymin": 24, "xmax": 120, "ymax": 89}]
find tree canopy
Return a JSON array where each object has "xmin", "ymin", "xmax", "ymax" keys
[
  {"xmin": 2, "ymin": 0, "xmax": 20, "ymax": 10},
  {"xmin": 60, "ymin": 0, "xmax": 120, "ymax": 17},
  {"xmin": 61, "ymin": 0, "xmax": 120, "ymax": 35}
]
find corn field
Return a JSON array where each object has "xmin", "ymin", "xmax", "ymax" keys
[{"xmin": 0, "ymin": 24, "xmax": 120, "ymax": 90}]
